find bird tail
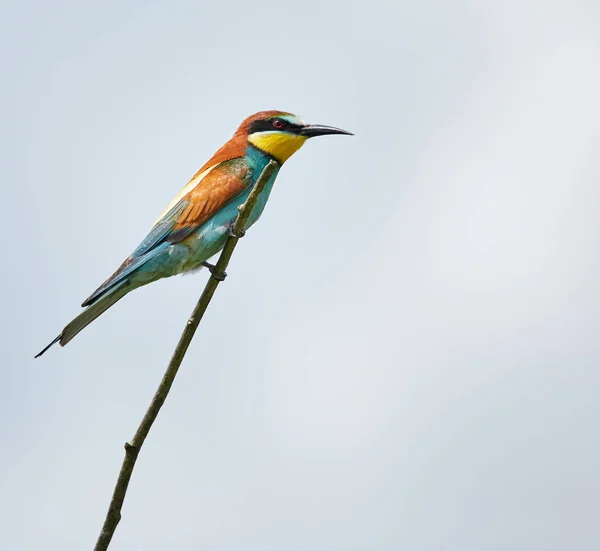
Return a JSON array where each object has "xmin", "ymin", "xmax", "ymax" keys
[{"xmin": 35, "ymin": 281, "xmax": 131, "ymax": 358}]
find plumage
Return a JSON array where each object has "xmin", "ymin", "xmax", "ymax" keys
[
  {"xmin": 175, "ymin": 159, "xmax": 249, "ymax": 230},
  {"xmin": 36, "ymin": 110, "xmax": 352, "ymax": 357}
]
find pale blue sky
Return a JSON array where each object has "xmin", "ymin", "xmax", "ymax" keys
[{"xmin": 1, "ymin": 1, "xmax": 599, "ymax": 549}]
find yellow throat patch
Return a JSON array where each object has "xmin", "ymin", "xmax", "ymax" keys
[{"xmin": 248, "ymin": 131, "xmax": 307, "ymax": 163}]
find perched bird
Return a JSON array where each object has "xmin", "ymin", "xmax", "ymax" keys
[{"xmin": 36, "ymin": 110, "xmax": 352, "ymax": 357}]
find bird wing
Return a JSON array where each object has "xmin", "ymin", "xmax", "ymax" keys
[{"xmin": 82, "ymin": 157, "xmax": 250, "ymax": 306}]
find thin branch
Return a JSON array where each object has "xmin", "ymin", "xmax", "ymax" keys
[{"xmin": 93, "ymin": 160, "xmax": 278, "ymax": 551}]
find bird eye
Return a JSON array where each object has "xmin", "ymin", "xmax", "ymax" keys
[{"xmin": 272, "ymin": 119, "xmax": 284, "ymax": 129}]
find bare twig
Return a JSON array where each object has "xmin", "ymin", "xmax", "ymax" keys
[{"xmin": 93, "ymin": 160, "xmax": 278, "ymax": 551}]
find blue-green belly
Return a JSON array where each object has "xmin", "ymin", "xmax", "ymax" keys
[{"xmin": 132, "ymin": 154, "xmax": 280, "ymax": 285}]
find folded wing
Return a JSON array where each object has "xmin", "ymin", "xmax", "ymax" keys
[{"xmin": 82, "ymin": 158, "xmax": 250, "ymax": 307}]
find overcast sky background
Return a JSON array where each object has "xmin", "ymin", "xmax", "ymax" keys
[{"xmin": 1, "ymin": 1, "xmax": 599, "ymax": 549}]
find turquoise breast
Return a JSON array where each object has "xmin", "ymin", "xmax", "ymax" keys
[{"xmin": 182, "ymin": 145, "xmax": 281, "ymax": 268}]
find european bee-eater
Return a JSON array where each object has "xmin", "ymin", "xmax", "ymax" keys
[{"xmin": 36, "ymin": 110, "xmax": 352, "ymax": 357}]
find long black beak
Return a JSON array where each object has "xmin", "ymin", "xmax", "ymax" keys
[{"xmin": 299, "ymin": 124, "xmax": 354, "ymax": 137}]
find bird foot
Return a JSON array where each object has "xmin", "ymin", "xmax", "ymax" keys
[
  {"xmin": 229, "ymin": 224, "xmax": 246, "ymax": 239},
  {"xmin": 202, "ymin": 261, "xmax": 227, "ymax": 281}
]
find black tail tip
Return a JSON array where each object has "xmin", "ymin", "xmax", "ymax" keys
[{"xmin": 35, "ymin": 335, "xmax": 61, "ymax": 358}]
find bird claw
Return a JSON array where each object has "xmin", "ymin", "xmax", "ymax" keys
[
  {"xmin": 228, "ymin": 224, "xmax": 246, "ymax": 239},
  {"xmin": 201, "ymin": 261, "xmax": 227, "ymax": 281}
]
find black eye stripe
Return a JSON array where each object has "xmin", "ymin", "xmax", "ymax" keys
[{"xmin": 249, "ymin": 118, "xmax": 303, "ymax": 134}]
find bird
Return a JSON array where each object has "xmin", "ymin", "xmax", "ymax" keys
[{"xmin": 35, "ymin": 110, "xmax": 352, "ymax": 357}]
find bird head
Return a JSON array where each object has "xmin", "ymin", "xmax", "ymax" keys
[{"xmin": 241, "ymin": 110, "xmax": 353, "ymax": 164}]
